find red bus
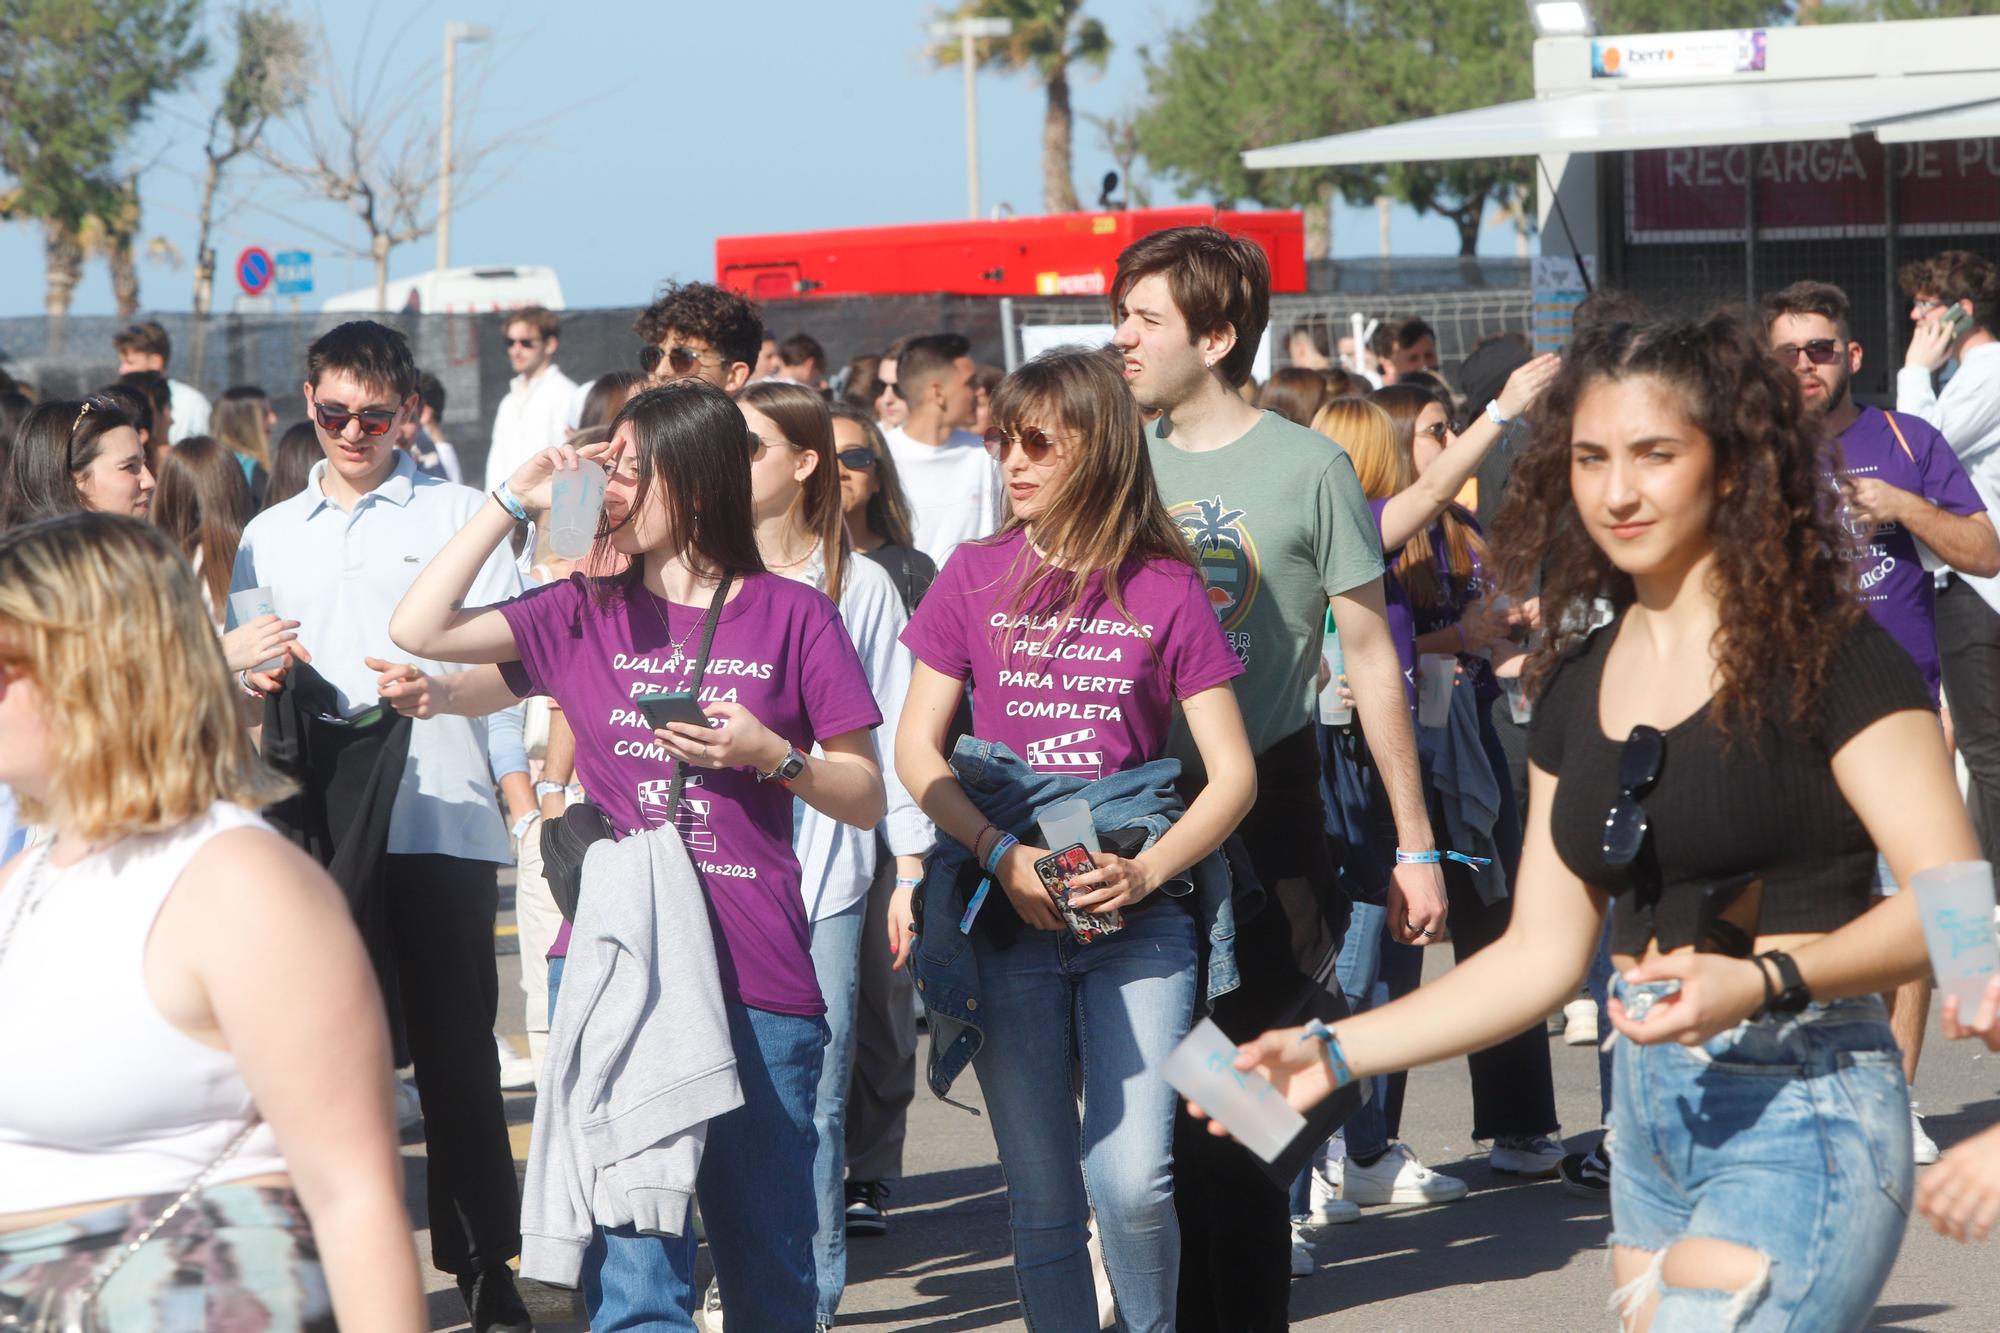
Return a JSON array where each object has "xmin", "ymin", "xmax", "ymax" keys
[{"xmin": 715, "ymin": 207, "xmax": 1306, "ymax": 301}]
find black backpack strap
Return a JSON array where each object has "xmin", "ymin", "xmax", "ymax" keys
[{"xmin": 663, "ymin": 570, "xmax": 735, "ymax": 822}]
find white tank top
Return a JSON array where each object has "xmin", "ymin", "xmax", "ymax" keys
[{"xmin": 0, "ymin": 802, "xmax": 290, "ymax": 1214}]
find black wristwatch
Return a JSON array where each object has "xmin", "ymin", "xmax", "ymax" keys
[
  {"xmin": 1757, "ymin": 950, "xmax": 1812, "ymax": 1016},
  {"xmin": 757, "ymin": 743, "xmax": 807, "ymax": 785}
]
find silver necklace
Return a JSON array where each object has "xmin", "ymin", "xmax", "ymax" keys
[
  {"xmin": 643, "ymin": 588, "xmax": 706, "ymax": 676},
  {"xmin": 0, "ymin": 843, "xmax": 55, "ymax": 974}
]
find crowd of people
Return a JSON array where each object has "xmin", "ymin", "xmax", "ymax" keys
[{"xmin": 3, "ymin": 232, "xmax": 2000, "ymax": 1333}]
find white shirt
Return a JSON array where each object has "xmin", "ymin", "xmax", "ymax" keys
[
  {"xmin": 230, "ymin": 453, "xmax": 526, "ymax": 861},
  {"xmin": 167, "ymin": 378, "xmax": 211, "ymax": 443},
  {"xmin": 881, "ymin": 423, "xmax": 1005, "ymax": 568},
  {"xmin": 1899, "ymin": 342, "xmax": 2000, "ymax": 614},
  {"xmin": 486, "ymin": 363, "xmax": 579, "ymax": 492}
]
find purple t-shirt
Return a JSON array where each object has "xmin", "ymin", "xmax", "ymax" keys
[
  {"xmin": 1830, "ymin": 406, "xmax": 1985, "ymax": 700},
  {"xmin": 1368, "ymin": 498, "xmax": 1418, "ymax": 709},
  {"xmin": 497, "ymin": 572, "xmax": 882, "ymax": 1015},
  {"xmin": 900, "ymin": 529, "xmax": 1242, "ymax": 777}
]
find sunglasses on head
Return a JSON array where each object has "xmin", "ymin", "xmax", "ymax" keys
[
  {"xmin": 312, "ymin": 400, "xmax": 399, "ymax": 437},
  {"xmin": 836, "ymin": 447, "xmax": 876, "ymax": 471},
  {"xmin": 1772, "ymin": 339, "xmax": 1840, "ymax": 367},
  {"xmin": 1602, "ymin": 724, "xmax": 1664, "ymax": 870},
  {"xmin": 984, "ymin": 425, "xmax": 1059, "ymax": 463},
  {"xmin": 70, "ymin": 393, "xmax": 117, "ymax": 436}
]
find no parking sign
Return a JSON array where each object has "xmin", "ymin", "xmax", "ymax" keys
[{"xmin": 237, "ymin": 247, "xmax": 273, "ymax": 296}]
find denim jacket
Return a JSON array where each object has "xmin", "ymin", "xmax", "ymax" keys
[{"xmin": 911, "ymin": 737, "xmax": 1238, "ymax": 1104}]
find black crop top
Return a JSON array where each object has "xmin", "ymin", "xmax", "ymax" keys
[{"xmin": 1529, "ymin": 611, "xmax": 1934, "ymax": 955}]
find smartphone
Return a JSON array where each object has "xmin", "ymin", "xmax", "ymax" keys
[
  {"xmin": 1033, "ymin": 843, "xmax": 1125, "ymax": 942},
  {"xmin": 1940, "ymin": 304, "xmax": 1975, "ymax": 340},
  {"xmin": 637, "ymin": 690, "xmax": 710, "ymax": 731},
  {"xmin": 1693, "ymin": 874, "xmax": 1763, "ymax": 958}
]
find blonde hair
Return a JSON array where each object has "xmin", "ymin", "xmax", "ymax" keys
[
  {"xmin": 1313, "ymin": 395, "xmax": 1483, "ymax": 608},
  {"xmin": 0, "ymin": 513, "xmax": 291, "ymax": 843}
]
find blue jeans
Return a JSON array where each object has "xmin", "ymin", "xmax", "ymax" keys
[
  {"xmin": 1608, "ymin": 976, "xmax": 1912, "ymax": 1330},
  {"xmin": 1334, "ymin": 904, "xmax": 1422, "ymax": 1161},
  {"xmin": 970, "ymin": 902, "xmax": 1196, "ymax": 1333},
  {"xmin": 808, "ymin": 899, "xmax": 865, "ymax": 1323},
  {"xmin": 548, "ymin": 958, "xmax": 828, "ymax": 1332}
]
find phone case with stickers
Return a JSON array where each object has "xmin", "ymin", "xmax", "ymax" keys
[{"xmin": 1034, "ymin": 843, "xmax": 1125, "ymax": 942}]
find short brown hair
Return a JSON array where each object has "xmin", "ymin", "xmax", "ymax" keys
[
  {"xmin": 506, "ymin": 306, "xmax": 560, "ymax": 340},
  {"xmin": 1111, "ymin": 226, "xmax": 1270, "ymax": 387},
  {"xmin": 112, "ymin": 320, "xmax": 171, "ymax": 364},
  {"xmin": 1900, "ymin": 250, "xmax": 1999, "ymax": 336},
  {"xmin": 1763, "ymin": 280, "xmax": 1851, "ymax": 340}
]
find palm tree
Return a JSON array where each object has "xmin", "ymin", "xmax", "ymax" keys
[{"xmin": 934, "ymin": 0, "xmax": 1111, "ymax": 214}]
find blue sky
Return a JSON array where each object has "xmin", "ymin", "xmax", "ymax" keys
[{"xmin": 0, "ymin": 0, "xmax": 1518, "ymax": 318}]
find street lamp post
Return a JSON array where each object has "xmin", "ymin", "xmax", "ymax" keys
[
  {"xmin": 438, "ymin": 20, "xmax": 493, "ymax": 273},
  {"xmin": 930, "ymin": 15, "xmax": 1013, "ymax": 220}
]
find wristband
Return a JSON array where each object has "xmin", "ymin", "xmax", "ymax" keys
[
  {"xmin": 510, "ymin": 812, "xmax": 537, "ymax": 841},
  {"xmin": 534, "ymin": 780, "xmax": 567, "ymax": 799},
  {"xmin": 1485, "ymin": 399, "xmax": 1511, "ymax": 427},
  {"xmin": 895, "ymin": 875, "xmax": 923, "ymax": 891},
  {"xmin": 492, "ymin": 483, "xmax": 531, "ymax": 524},
  {"xmin": 1300, "ymin": 1018, "xmax": 1357, "ymax": 1090},
  {"xmin": 1395, "ymin": 848, "xmax": 1495, "ymax": 871},
  {"xmin": 983, "ymin": 832, "xmax": 1019, "ymax": 877}
]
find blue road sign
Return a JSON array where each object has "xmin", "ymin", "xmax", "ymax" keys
[
  {"xmin": 275, "ymin": 250, "xmax": 313, "ymax": 296},
  {"xmin": 237, "ymin": 247, "xmax": 273, "ymax": 296}
]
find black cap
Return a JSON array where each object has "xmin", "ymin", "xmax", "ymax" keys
[{"xmin": 1455, "ymin": 337, "xmax": 1531, "ymax": 421}]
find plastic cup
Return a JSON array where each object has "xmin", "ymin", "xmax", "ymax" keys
[
  {"xmin": 1417, "ymin": 654, "xmax": 1455, "ymax": 728},
  {"xmin": 549, "ymin": 459, "xmax": 608, "ymax": 560},
  {"xmin": 227, "ymin": 586, "xmax": 283, "ymax": 673},
  {"xmin": 1037, "ymin": 797, "xmax": 1100, "ymax": 855},
  {"xmin": 1911, "ymin": 860, "xmax": 2000, "ymax": 1015},
  {"xmin": 1501, "ymin": 676, "xmax": 1532, "ymax": 725},
  {"xmin": 1318, "ymin": 631, "xmax": 1351, "ymax": 726},
  {"xmin": 1158, "ymin": 1018, "xmax": 1307, "ymax": 1164}
]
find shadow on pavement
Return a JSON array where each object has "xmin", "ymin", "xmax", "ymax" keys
[
  {"xmin": 843, "ymin": 1162, "xmax": 1021, "ymax": 1330},
  {"xmin": 1871, "ymin": 1305, "xmax": 1957, "ymax": 1330}
]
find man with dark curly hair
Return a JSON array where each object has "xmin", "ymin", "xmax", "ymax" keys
[{"xmin": 633, "ymin": 281, "xmax": 764, "ymax": 397}]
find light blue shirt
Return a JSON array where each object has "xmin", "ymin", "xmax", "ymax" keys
[{"xmin": 229, "ymin": 453, "xmax": 526, "ymax": 863}]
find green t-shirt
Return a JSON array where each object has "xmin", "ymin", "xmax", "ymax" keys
[{"xmin": 1147, "ymin": 410, "xmax": 1384, "ymax": 758}]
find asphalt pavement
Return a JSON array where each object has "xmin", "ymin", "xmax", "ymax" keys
[{"xmin": 405, "ymin": 879, "xmax": 2000, "ymax": 1331}]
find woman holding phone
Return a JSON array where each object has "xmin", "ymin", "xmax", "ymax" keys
[
  {"xmin": 894, "ymin": 347, "xmax": 1255, "ymax": 1331},
  {"xmin": 1199, "ymin": 312, "xmax": 1975, "ymax": 1331},
  {"xmin": 388, "ymin": 378, "xmax": 887, "ymax": 1332}
]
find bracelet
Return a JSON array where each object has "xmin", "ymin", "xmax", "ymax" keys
[
  {"xmin": 895, "ymin": 875, "xmax": 923, "ymax": 891},
  {"xmin": 1754, "ymin": 954, "xmax": 1778, "ymax": 1015},
  {"xmin": 510, "ymin": 812, "xmax": 537, "ymax": 840},
  {"xmin": 534, "ymin": 780, "xmax": 567, "ymax": 799},
  {"xmin": 1395, "ymin": 848, "xmax": 1495, "ymax": 871},
  {"xmin": 1485, "ymin": 399, "xmax": 1511, "ymax": 427},
  {"xmin": 492, "ymin": 483, "xmax": 531, "ymax": 524},
  {"xmin": 1300, "ymin": 1018, "xmax": 1357, "ymax": 1090},
  {"xmin": 983, "ymin": 832, "xmax": 1019, "ymax": 877},
  {"xmin": 972, "ymin": 823, "xmax": 998, "ymax": 864}
]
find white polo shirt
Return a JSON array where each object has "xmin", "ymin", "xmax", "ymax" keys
[
  {"xmin": 230, "ymin": 453, "xmax": 525, "ymax": 862},
  {"xmin": 1900, "ymin": 342, "xmax": 2000, "ymax": 615},
  {"xmin": 485, "ymin": 364, "xmax": 579, "ymax": 492}
]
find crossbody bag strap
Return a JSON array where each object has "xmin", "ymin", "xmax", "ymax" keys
[{"xmin": 663, "ymin": 571, "xmax": 735, "ymax": 823}]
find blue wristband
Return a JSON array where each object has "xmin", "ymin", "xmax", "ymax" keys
[
  {"xmin": 1300, "ymin": 1018, "xmax": 1357, "ymax": 1090},
  {"xmin": 1396, "ymin": 848, "xmax": 1494, "ymax": 871},
  {"xmin": 492, "ymin": 483, "xmax": 530, "ymax": 524},
  {"xmin": 983, "ymin": 832, "xmax": 1019, "ymax": 877}
]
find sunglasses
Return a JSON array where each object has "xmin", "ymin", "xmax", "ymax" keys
[
  {"xmin": 836, "ymin": 447, "xmax": 876, "ymax": 471},
  {"xmin": 1912, "ymin": 298, "xmax": 1946, "ymax": 314},
  {"xmin": 639, "ymin": 344, "xmax": 713, "ymax": 379},
  {"xmin": 1602, "ymin": 724, "xmax": 1664, "ymax": 870},
  {"xmin": 312, "ymin": 400, "xmax": 399, "ymax": 437},
  {"xmin": 984, "ymin": 425, "xmax": 1060, "ymax": 463},
  {"xmin": 506, "ymin": 336, "xmax": 542, "ymax": 349},
  {"xmin": 1772, "ymin": 339, "xmax": 1841, "ymax": 367}
]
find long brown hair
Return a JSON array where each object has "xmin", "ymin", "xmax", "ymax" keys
[
  {"xmin": 212, "ymin": 386, "xmax": 272, "ymax": 468},
  {"xmin": 151, "ymin": 435, "xmax": 250, "ymax": 611},
  {"xmin": 828, "ymin": 402, "xmax": 918, "ymax": 550},
  {"xmin": 986, "ymin": 346, "xmax": 1195, "ymax": 653},
  {"xmin": 738, "ymin": 380, "xmax": 850, "ymax": 604},
  {"xmin": 1492, "ymin": 310, "xmax": 1859, "ymax": 733},
  {"xmin": 1370, "ymin": 383, "xmax": 1483, "ymax": 609}
]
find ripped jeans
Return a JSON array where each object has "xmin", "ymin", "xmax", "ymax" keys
[{"xmin": 1606, "ymin": 975, "xmax": 1912, "ymax": 1331}]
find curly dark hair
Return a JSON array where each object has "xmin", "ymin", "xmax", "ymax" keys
[
  {"xmin": 1491, "ymin": 309, "xmax": 1858, "ymax": 736},
  {"xmin": 631, "ymin": 281, "xmax": 764, "ymax": 373}
]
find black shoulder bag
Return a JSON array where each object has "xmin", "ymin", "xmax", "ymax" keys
[{"xmin": 540, "ymin": 572, "xmax": 735, "ymax": 921}]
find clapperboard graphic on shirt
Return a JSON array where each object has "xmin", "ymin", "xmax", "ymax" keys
[
  {"xmin": 636, "ymin": 776, "xmax": 718, "ymax": 854},
  {"xmin": 1026, "ymin": 728, "xmax": 1104, "ymax": 780}
]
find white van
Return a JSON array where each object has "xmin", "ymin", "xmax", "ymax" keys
[{"xmin": 321, "ymin": 265, "xmax": 565, "ymax": 314}]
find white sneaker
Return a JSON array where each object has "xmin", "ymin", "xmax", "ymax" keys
[
  {"xmin": 494, "ymin": 1031, "xmax": 536, "ymax": 1091},
  {"xmin": 1341, "ymin": 1142, "xmax": 1469, "ymax": 1205},
  {"xmin": 1912, "ymin": 1105, "xmax": 1941, "ymax": 1166},
  {"xmin": 1289, "ymin": 1221, "xmax": 1316, "ymax": 1278},
  {"xmin": 1305, "ymin": 1153, "xmax": 1360, "ymax": 1225},
  {"xmin": 1490, "ymin": 1134, "xmax": 1566, "ymax": 1178},
  {"xmin": 393, "ymin": 1079, "xmax": 423, "ymax": 1132},
  {"xmin": 1562, "ymin": 997, "xmax": 1599, "ymax": 1046}
]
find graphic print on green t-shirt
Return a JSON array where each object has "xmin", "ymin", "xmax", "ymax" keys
[{"xmin": 1148, "ymin": 412, "xmax": 1385, "ymax": 757}]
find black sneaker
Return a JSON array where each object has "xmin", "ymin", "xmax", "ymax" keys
[
  {"xmin": 1558, "ymin": 1143, "xmax": 1611, "ymax": 1199},
  {"xmin": 845, "ymin": 1179, "xmax": 890, "ymax": 1236},
  {"xmin": 456, "ymin": 1264, "xmax": 534, "ymax": 1333}
]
